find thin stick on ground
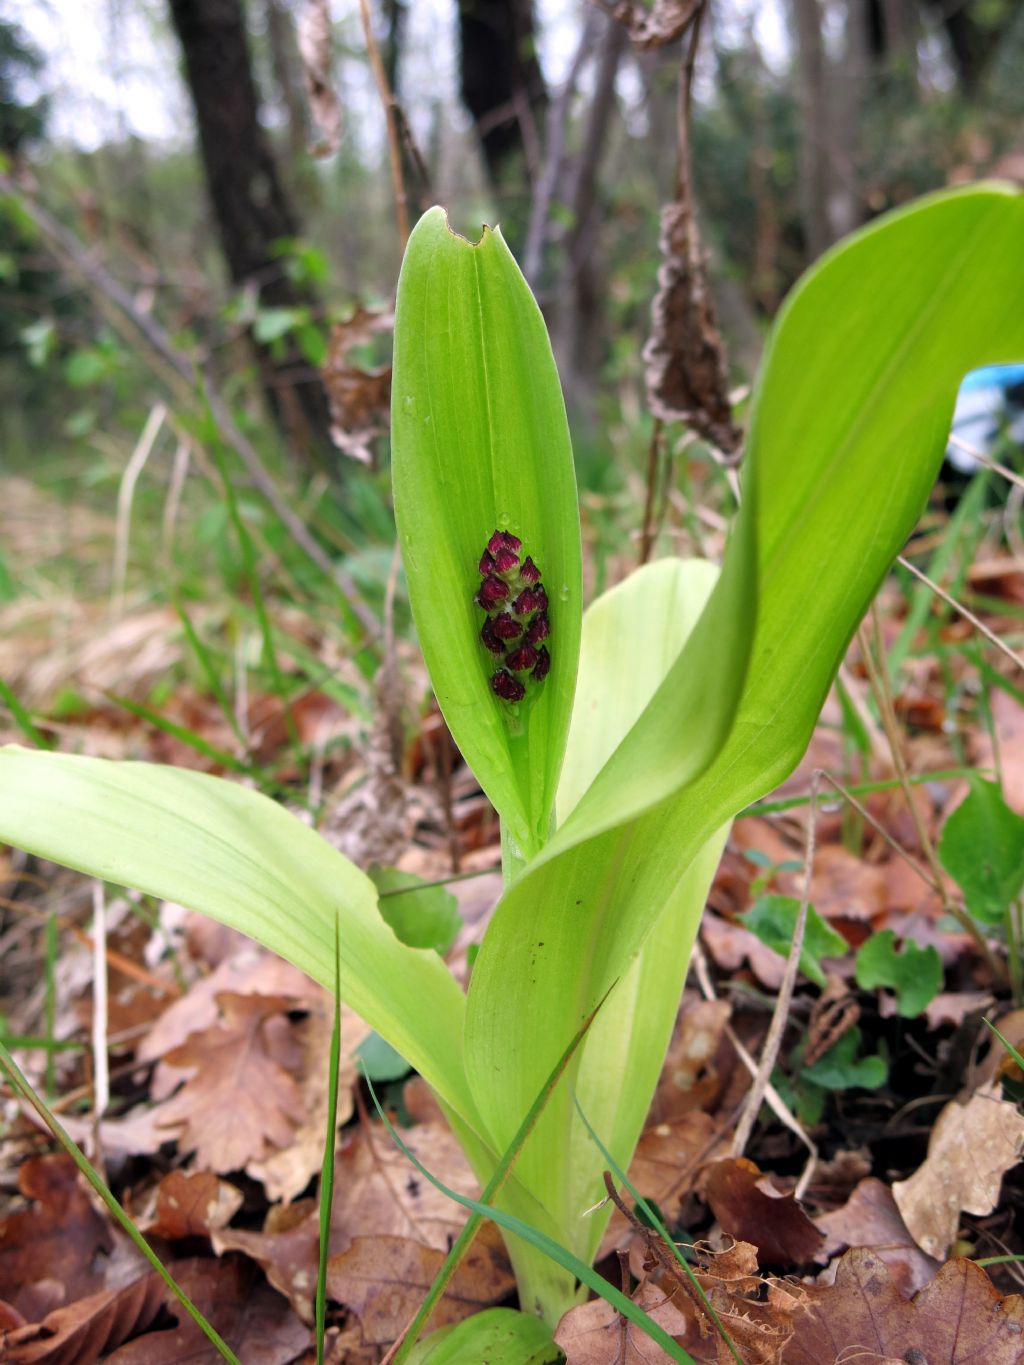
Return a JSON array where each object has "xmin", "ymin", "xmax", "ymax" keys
[
  {"xmin": 897, "ymin": 554, "xmax": 1024, "ymax": 673},
  {"xmin": 859, "ymin": 604, "xmax": 1008, "ymax": 983},
  {"xmin": 691, "ymin": 942, "xmax": 818, "ymax": 1195},
  {"xmin": 730, "ymin": 770, "xmax": 820, "ymax": 1160}
]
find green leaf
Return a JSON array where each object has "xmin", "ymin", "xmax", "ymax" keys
[
  {"xmin": 369, "ymin": 864, "xmax": 462, "ymax": 955},
  {"xmin": 253, "ymin": 306, "xmax": 306, "ymax": 343},
  {"xmin": 391, "ymin": 208, "xmax": 582, "ymax": 859},
  {"xmin": 356, "ymin": 1031, "xmax": 412, "ymax": 1082},
  {"xmin": 855, "ymin": 929, "xmax": 943, "ymax": 1017},
  {"xmin": 468, "ymin": 559, "xmax": 734, "ymax": 1276},
  {"xmin": 938, "ymin": 775, "xmax": 1024, "ymax": 923},
  {"xmin": 801, "ymin": 1027, "xmax": 888, "ymax": 1091},
  {"xmin": 740, "ymin": 895, "xmax": 848, "ymax": 989},
  {"xmin": 0, "ymin": 747, "xmax": 478, "ymax": 1135},
  {"xmin": 405, "ymin": 1309, "xmax": 560, "ymax": 1364},
  {"xmin": 466, "ymin": 185, "xmax": 1024, "ymax": 1276}
]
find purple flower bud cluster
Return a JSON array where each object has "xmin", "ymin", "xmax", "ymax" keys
[{"xmin": 475, "ymin": 529, "xmax": 551, "ymax": 704}]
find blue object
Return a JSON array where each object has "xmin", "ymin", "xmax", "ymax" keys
[{"xmin": 947, "ymin": 363, "xmax": 1024, "ymax": 472}]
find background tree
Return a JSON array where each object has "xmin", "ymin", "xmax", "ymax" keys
[{"xmin": 166, "ymin": 0, "xmax": 334, "ymax": 461}]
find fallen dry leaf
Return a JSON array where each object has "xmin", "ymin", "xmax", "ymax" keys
[
  {"xmin": 696, "ymin": 1241, "xmax": 796, "ymax": 1364},
  {"xmin": 612, "ymin": 0, "xmax": 703, "ymax": 51},
  {"xmin": 0, "ymin": 1274, "xmax": 165, "ymax": 1365},
  {"xmin": 784, "ymin": 1248, "xmax": 1024, "ymax": 1363},
  {"xmin": 705, "ymin": 1159, "xmax": 825, "ymax": 1267},
  {"xmin": 973, "ymin": 687, "xmax": 1024, "ymax": 813},
  {"xmin": 322, "ymin": 307, "xmax": 393, "ymax": 466},
  {"xmin": 247, "ymin": 996, "xmax": 372, "ymax": 1201},
  {"xmin": 213, "ymin": 1198, "xmax": 320, "ymax": 1321},
  {"xmin": 892, "ymin": 1081, "xmax": 1024, "ymax": 1259},
  {"xmin": 213, "ymin": 1119, "xmax": 479, "ymax": 1321},
  {"xmin": 554, "ymin": 1276, "xmax": 691, "ymax": 1363},
  {"xmin": 151, "ymin": 992, "xmax": 306, "ymax": 1171},
  {"xmin": 326, "ymin": 1222, "xmax": 514, "ymax": 1345},
  {"xmin": 0, "ymin": 1154, "xmax": 113, "ymax": 1322},
  {"xmin": 600, "ymin": 1112, "xmax": 727, "ymax": 1258},
  {"xmin": 143, "ymin": 1170, "xmax": 243, "ymax": 1241},
  {"xmin": 651, "ymin": 998, "xmax": 732, "ymax": 1121},
  {"xmin": 102, "ymin": 1255, "xmax": 311, "ymax": 1363},
  {"xmin": 814, "ymin": 1177, "xmax": 940, "ymax": 1295}
]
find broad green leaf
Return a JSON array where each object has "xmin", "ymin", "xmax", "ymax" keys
[
  {"xmin": 392, "ymin": 208, "xmax": 582, "ymax": 859},
  {"xmin": 800, "ymin": 1027, "xmax": 888, "ymax": 1092},
  {"xmin": 740, "ymin": 894, "xmax": 848, "ymax": 989},
  {"xmin": 466, "ymin": 187, "xmax": 1024, "ymax": 1253},
  {"xmin": 369, "ymin": 864, "xmax": 463, "ymax": 955},
  {"xmin": 472, "ymin": 560, "xmax": 732, "ymax": 1263},
  {"xmin": 0, "ymin": 748, "xmax": 478, "ymax": 1132},
  {"xmin": 405, "ymin": 1308, "xmax": 559, "ymax": 1364},
  {"xmin": 855, "ymin": 929, "xmax": 943, "ymax": 1017},
  {"xmin": 938, "ymin": 775, "xmax": 1024, "ymax": 923}
]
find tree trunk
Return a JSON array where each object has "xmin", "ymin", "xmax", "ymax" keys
[
  {"xmin": 457, "ymin": 0, "xmax": 547, "ymax": 243},
  {"xmin": 167, "ymin": 0, "xmax": 333, "ymax": 461},
  {"xmin": 920, "ymin": 0, "xmax": 1016, "ymax": 93},
  {"xmin": 790, "ymin": 0, "xmax": 833, "ymax": 259}
]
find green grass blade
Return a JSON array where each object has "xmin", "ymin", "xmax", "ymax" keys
[
  {"xmin": 392, "ymin": 994, "xmax": 608, "ymax": 1364},
  {"xmin": 571, "ymin": 1093, "xmax": 742, "ymax": 1365},
  {"xmin": 365, "ymin": 1075, "xmax": 698, "ymax": 1365},
  {"xmin": 0, "ymin": 675, "xmax": 50, "ymax": 749},
  {"xmin": 316, "ymin": 915, "xmax": 343, "ymax": 1363},
  {"xmin": 109, "ymin": 693, "xmax": 257, "ymax": 776},
  {"xmin": 0, "ymin": 1038, "xmax": 240, "ymax": 1364},
  {"xmin": 984, "ymin": 1016, "xmax": 1024, "ymax": 1072},
  {"xmin": 174, "ymin": 597, "xmax": 250, "ymax": 752}
]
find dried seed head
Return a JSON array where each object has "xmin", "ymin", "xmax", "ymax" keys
[{"xmin": 491, "ymin": 669, "xmax": 525, "ymax": 703}]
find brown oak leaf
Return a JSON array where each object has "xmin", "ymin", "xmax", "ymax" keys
[
  {"xmin": 705, "ymin": 1159, "xmax": 825, "ymax": 1267},
  {"xmin": 326, "ymin": 1223, "xmax": 513, "ymax": 1345},
  {"xmin": 151, "ymin": 992, "xmax": 305, "ymax": 1171},
  {"xmin": 784, "ymin": 1248, "xmax": 1024, "ymax": 1363}
]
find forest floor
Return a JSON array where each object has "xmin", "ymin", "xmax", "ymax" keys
[{"xmin": 2, "ymin": 466, "xmax": 1024, "ymax": 1363}]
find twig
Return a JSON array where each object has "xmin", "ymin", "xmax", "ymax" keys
[
  {"xmin": 358, "ymin": 0, "xmax": 409, "ymax": 250},
  {"xmin": 731, "ymin": 772, "xmax": 820, "ymax": 1159},
  {"xmin": 0, "ymin": 173, "xmax": 380, "ymax": 640},
  {"xmin": 691, "ymin": 943, "xmax": 817, "ymax": 1195},
  {"xmin": 949, "ymin": 434, "xmax": 1024, "ymax": 493},
  {"xmin": 161, "ymin": 436, "xmax": 192, "ymax": 569},
  {"xmin": 112, "ymin": 402, "xmax": 167, "ymax": 617},
  {"xmin": 859, "ymin": 604, "xmax": 1007, "ymax": 983},
  {"xmin": 90, "ymin": 880, "xmax": 109, "ymax": 1177},
  {"xmin": 897, "ymin": 554, "xmax": 1024, "ymax": 673},
  {"xmin": 638, "ymin": 418, "xmax": 664, "ymax": 564}
]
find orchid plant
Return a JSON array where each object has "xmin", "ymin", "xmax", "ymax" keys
[{"xmin": 1, "ymin": 185, "xmax": 1022, "ymax": 1357}]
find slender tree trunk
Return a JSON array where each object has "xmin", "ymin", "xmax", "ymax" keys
[
  {"xmin": 456, "ymin": 0, "xmax": 547, "ymax": 244},
  {"xmin": 790, "ymin": 0, "xmax": 833, "ymax": 259},
  {"xmin": 167, "ymin": 0, "xmax": 334, "ymax": 461}
]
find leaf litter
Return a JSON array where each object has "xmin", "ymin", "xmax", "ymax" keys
[{"xmin": 5, "ymin": 475, "xmax": 1024, "ymax": 1360}]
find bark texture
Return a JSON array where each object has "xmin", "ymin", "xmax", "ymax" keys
[{"xmin": 167, "ymin": 0, "xmax": 333, "ymax": 459}]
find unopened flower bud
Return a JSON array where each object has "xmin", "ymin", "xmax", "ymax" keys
[
  {"xmin": 480, "ymin": 617, "xmax": 505, "ymax": 656},
  {"xmin": 491, "ymin": 612, "xmax": 523, "ymax": 640},
  {"xmin": 531, "ymin": 646, "xmax": 551, "ymax": 682},
  {"xmin": 506, "ymin": 644, "xmax": 538, "ymax": 673},
  {"xmin": 491, "ymin": 669, "xmax": 525, "ymax": 703},
  {"xmin": 525, "ymin": 612, "xmax": 549, "ymax": 646},
  {"xmin": 476, "ymin": 575, "xmax": 510, "ymax": 610}
]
